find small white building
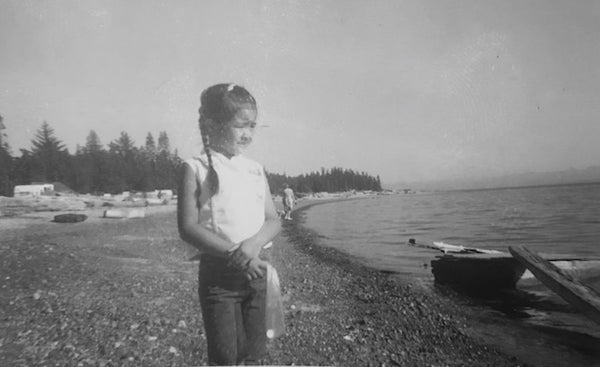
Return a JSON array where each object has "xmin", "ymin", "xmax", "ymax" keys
[{"xmin": 13, "ymin": 184, "xmax": 54, "ymax": 197}]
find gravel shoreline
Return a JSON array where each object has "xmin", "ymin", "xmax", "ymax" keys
[
  {"xmin": 266, "ymin": 201, "xmax": 525, "ymax": 366},
  {"xmin": 0, "ymin": 202, "xmax": 527, "ymax": 366}
]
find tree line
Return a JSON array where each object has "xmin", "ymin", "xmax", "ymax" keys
[
  {"xmin": 0, "ymin": 120, "xmax": 181, "ymax": 196},
  {"xmin": 0, "ymin": 118, "xmax": 382, "ymax": 197},
  {"xmin": 267, "ymin": 167, "xmax": 382, "ymax": 195}
]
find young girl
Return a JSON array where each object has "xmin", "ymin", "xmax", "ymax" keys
[{"xmin": 177, "ymin": 83, "xmax": 281, "ymax": 365}]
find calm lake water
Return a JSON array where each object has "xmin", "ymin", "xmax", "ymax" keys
[
  {"xmin": 304, "ymin": 182, "xmax": 600, "ymax": 274},
  {"xmin": 302, "ymin": 182, "xmax": 600, "ymax": 366}
]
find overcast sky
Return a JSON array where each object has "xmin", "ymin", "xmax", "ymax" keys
[{"xmin": 1, "ymin": 0, "xmax": 599, "ymax": 184}]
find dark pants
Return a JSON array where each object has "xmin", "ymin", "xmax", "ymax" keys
[{"xmin": 199, "ymin": 255, "xmax": 267, "ymax": 366}]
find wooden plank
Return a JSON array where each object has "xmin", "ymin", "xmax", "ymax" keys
[{"xmin": 509, "ymin": 245, "xmax": 600, "ymax": 325}]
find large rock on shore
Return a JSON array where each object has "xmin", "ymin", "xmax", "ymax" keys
[{"xmin": 52, "ymin": 213, "xmax": 88, "ymax": 223}]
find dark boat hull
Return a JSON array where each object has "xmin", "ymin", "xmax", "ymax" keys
[{"xmin": 431, "ymin": 253, "xmax": 526, "ymax": 291}]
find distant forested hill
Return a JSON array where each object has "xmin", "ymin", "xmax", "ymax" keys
[{"xmin": 267, "ymin": 167, "xmax": 382, "ymax": 195}]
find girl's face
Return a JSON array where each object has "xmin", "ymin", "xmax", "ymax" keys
[{"xmin": 210, "ymin": 106, "xmax": 257, "ymax": 157}]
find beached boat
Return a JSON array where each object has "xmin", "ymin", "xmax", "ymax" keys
[
  {"xmin": 409, "ymin": 239, "xmax": 600, "ymax": 292},
  {"xmin": 408, "ymin": 239, "xmax": 503, "ymax": 255},
  {"xmin": 431, "ymin": 252, "xmax": 525, "ymax": 291},
  {"xmin": 408, "ymin": 239, "xmax": 524, "ymax": 290}
]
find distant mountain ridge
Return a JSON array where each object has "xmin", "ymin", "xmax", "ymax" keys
[{"xmin": 389, "ymin": 166, "xmax": 600, "ymax": 191}]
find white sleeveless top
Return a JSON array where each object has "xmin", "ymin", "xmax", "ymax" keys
[{"xmin": 185, "ymin": 151, "xmax": 268, "ymax": 246}]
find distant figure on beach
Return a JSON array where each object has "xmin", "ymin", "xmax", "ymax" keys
[
  {"xmin": 282, "ymin": 184, "xmax": 295, "ymax": 220},
  {"xmin": 177, "ymin": 83, "xmax": 281, "ymax": 365}
]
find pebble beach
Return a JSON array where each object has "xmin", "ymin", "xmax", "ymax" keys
[
  {"xmin": 0, "ymin": 199, "xmax": 529, "ymax": 366},
  {"xmin": 268, "ymin": 200, "xmax": 525, "ymax": 366}
]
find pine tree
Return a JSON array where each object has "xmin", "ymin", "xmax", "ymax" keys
[
  {"xmin": 108, "ymin": 132, "xmax": 135, "ymax": 157},
  {"xmin": 144, "ymin": 132, "xmax": 157, "ymax": 155},
  {"xmin": 106, "ymin": 132, "xmax": 139, "ymax": 192},
  {"xmin": 85, "ymin": 130, "xmax": 103, "ymax": 153},
  {"xmin": 139, "ymin": 132, "xmax": 158, "ymax": 191},
  {"xmin": 158, "ymin": 131, "xmax": 170, "ymax": 152},
  {"xmin": 28, "ymin": 121, "xmax": 70, "ymax": 183},
  {"xmin": 71, "ymin": 130, "xmax": 109, "ymax": 194},
  {"xmin": 0, "ymin": 115, "xmax": 13, "ymax": 196}
]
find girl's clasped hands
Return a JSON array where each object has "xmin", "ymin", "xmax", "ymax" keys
[{"xmin": 227, "ymin": 243, "xmax": 269, "ymax": 280}]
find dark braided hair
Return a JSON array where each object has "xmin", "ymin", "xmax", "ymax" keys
[{"xmin": 199, "ymin": 83, "xmax": 257, "ymax": 197}]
